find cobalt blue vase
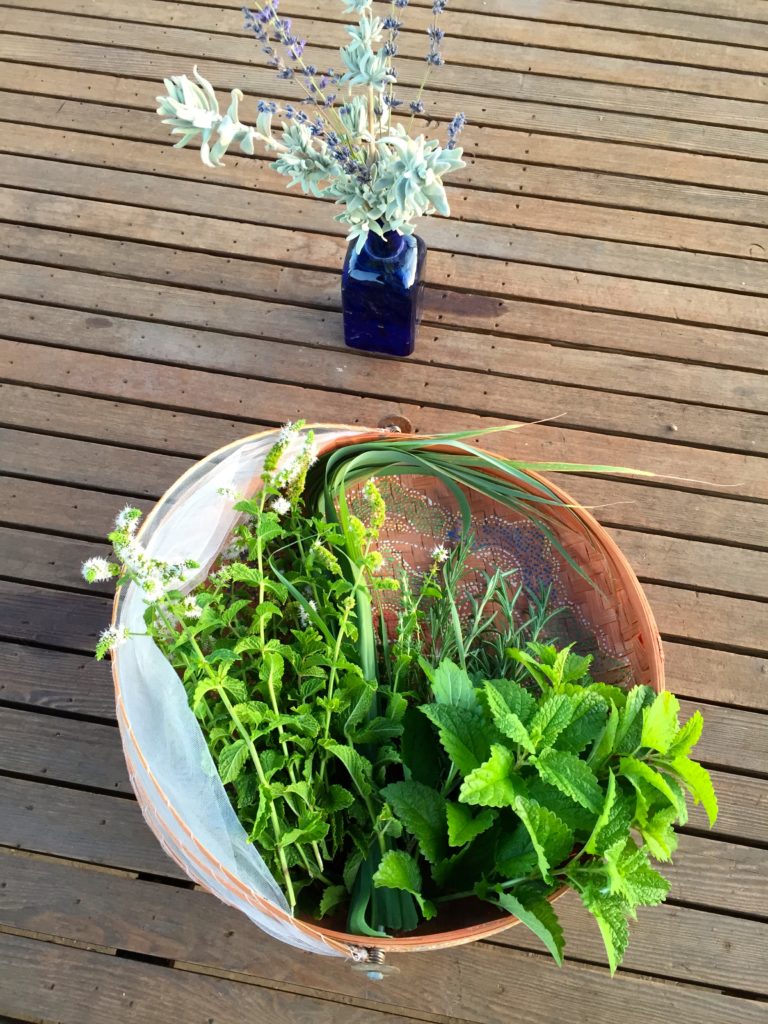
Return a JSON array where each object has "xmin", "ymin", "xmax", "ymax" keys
[{"xmin": 341, "ymin": 229, "xmax": 427, "ymax": 357}]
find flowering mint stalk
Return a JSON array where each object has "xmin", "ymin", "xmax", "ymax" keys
[{"xmin": 155, "ymin": 0, "xmax": 466, "ymax": 250}]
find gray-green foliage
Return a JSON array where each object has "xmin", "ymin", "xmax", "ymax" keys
[{"xmin": 155, "ymin": 1, "xmax": 466, "ymax": 248}]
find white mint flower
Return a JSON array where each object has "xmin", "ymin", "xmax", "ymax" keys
[
  {"xmin": 217, "ymin": 485, "xmax": 242, "ymax": 501},
  {"xmin": 81, "ymin": 557, "xmax": 114, "ymax": 583},
  {"xmin": 114, "ymin": 506, "xmax": 141, "ymax": 534},
  {"xmin": 278, "ymin": 421, "xmax": 299, "ymax": 442},
  {"xmin": 141, "ymin": 577, "xmax": 165, "ymax": 602},
  {"xmin": 431, "ymin": 544, "xmax": 449, "ymax": 563},
  {"xmin": 298, "ymin": 599, "xmax": 317, "ymax": 628},
  {"xmin": 182, "ymin": 595, "xmax": 202, "ymax": 619},
  {"xmin": 271, "ymin": 495, "xmax": 291, "ymax": 516},
  {"xmin": 96, "ymin": 624, "xmax": 129, "ymax": 660}
]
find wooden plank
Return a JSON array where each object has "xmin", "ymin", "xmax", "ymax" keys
[
  {"xmin": 6, "ymin": 211, "xmax": 768, "ymax": 343},
  {"xmin": 0, "ymin": 775, "xmax": 185, "ymax": 879},
  {"xmin": 0, "ymin": 475, "xmax": 153, "ymax": 539},
  {"xmin": 7, "ymin": 85, "xmax": 768, "ymax": 202},
  {"xmin": 590, "ymin": 0, "xmax": 768, "ymax": 20},
  {"xmin": 677, "ymin": 700, "xmax": 768, "ymax": 774},
  {"xmin": 3, "ymin": 34, "xmax": 767, "ymax": 161},
  {"xmin": 4, "ymin": 331, "xmax": 766, "ymax": 460},
  {"xmin": 2, "ymin": 680, "xmax": 763, "ymax": 786},
  {"xmin": 3, "ymin": 241, "xmax": 766, "ymax": 373},
  {"xmin": 0, "ymin": 580, "xmax": 110, "ymax": 650},
  {"xmin": 5, "ymin": 4, "xmax": 768, "ymax": 131},
  {"xmin": 78, "ymin": 0, "xmax": 768, "ymax": 61},
  {"xmin": 6, "ymin": 184, "xmax": 768, "ymax": 307},
  {"xmin": 4, "ymin": 129, "xmax": 768, "ymax": 276},
  {"xmin": 663, "ymin": 642, "xmax": 768, "ymax": 711},
  {"xmin": 5, "ymin": 149, "xmax": 768, "ymax": 301},
  {"xmin": 0, "ymin": 0, "xmax": 762, "ymax": 109},
  {"xmin": 0, "ymin": 932, "xmax": 413, "ymax": 1024},
  {"xmin": 3, "ymin": 926, "xmax": 768, "ymax": 1024},
  {"xmin": 4, "ymin": 297, "xmax": 765, "ymax": 414},
  {"xmin": 1, "ymin": 375, "xmax": 764, "ymax": 509},
  {"xmin": 2, "ymin": 850, "xmax": 767, "ymax": 1000},
  {"xmin": 1, "ymin": 375, "xmax": 765, "ymax": 516},
  {"xmin": 3, "ymin": 415, "xmax": 767, "ymax": 554},
  {"xmin": 5, "ymin": 2, "xmax": 768, "ymax": 113},
  {"xmin": 7, "ymin": 0, "xmax": 768, "ymax": 103},
  {"xmin": 2, "ymin": 763, "xmax": 757, "ymax": 918},
  {"xmin": 0, "ymin": 708, "xmax": 128, "ymax": 793},
  {"xmin": 2, "ymin": 705, "xmax": 763, "ymax": 848},
  {"xmin": 609, "ymin": 529, "xmax": 768, "ymax": 598},
  {"xmin": 5, "ymin": 144, "xmax": 768, "ymax": 270},
  {"xmin": 644, "ymin": 584, "xmax": 767, "ymax": 654},
  {"xmin": 0, "ymin": 642, "xmax": 115, "ymax": 719}
]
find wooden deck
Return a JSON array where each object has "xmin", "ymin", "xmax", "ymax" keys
[{"xmin": 1, "ymin": 0, "xmax": 767, "ymax": 1019}]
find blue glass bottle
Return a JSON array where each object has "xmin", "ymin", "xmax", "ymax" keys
[{"xmin": 341, "ymin": 229, "xmax": 427, "ymax": 357}]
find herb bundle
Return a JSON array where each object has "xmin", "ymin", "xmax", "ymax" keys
[
  {"xmin": 85, "ymin": 424, "xmax": 716, "ymax": 970},
  {"xmin": 155, "ymin": 0, "xmax": 466, "ymax": 249}
]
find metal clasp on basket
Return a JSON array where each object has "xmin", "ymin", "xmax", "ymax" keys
[
  {"xmin": 349, "ymin": 946, "xmax": 399, "ymax": 980},
  {"xmin": 378, "ymin": 415, "xmax": 414, "ymax": 434}
]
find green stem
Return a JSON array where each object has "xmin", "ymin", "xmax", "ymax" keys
[
  {"xmin": 183, "ymin": 630, "xmax": 297, "ymax": 908},
  {"xmin": 255, "ymin": 490, "xmax": 325, "ymax": 876}
]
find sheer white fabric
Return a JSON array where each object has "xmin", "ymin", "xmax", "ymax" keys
[{"xmin": 113, "ymin": 428, "xmax": 361, "ymax": 956}]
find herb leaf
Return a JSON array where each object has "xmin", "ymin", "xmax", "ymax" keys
[
  {"xmin": 446, "ymin": 803, "xmax": 497, "ymax": 847},
  {"xmin": 420, "ymin": 703, "xmax": 491, "ymax": 775},
  {"xmin": 496, "ymin": 889, "xmax": 565, "ymax": 965},
  {"xmin": 533, "ymin": 748, "xmax": 603, "ymax": 814},
  {"xmin": 459, "ymin": 744, "xmax": 524, "ymax": 808},
  {"xmin": 382, "ymin": 781, "xmax": 447, "ymax": 864}
]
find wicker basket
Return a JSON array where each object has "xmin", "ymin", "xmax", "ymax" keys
[{"xmin": 112, "ymin": 426, "xmax": 664, "ymax": 958}]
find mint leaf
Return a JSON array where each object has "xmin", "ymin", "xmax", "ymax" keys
[
  {"xmin": 514, "ymin": 797, "xmax": 574, "ymax": 884},
  {"xmin": 666, "ymin": 755, "xmax": 718, "ymax": 827},
  {"xmin": 619, "ymin": 756, "xmax": 688, "ymax": 823},
  {"xmin": 459, "ymin": 744, "xmax": 524, "ymax": 808},
  {"xmin": 614, "ymin": 684, "xmax": 655, "ymax": 753},
  {"xmin": 533, "ymin": 748, "xmax": 603, "ymax": 814},
  {"xmin": 585, "ymin": 769, "xmax": 617, "ymax": 855},
  {"xmin": 446, "ymin": 803, "xmax": 497, "ymax": 847},
  {"xmin": 604, "ymin": 839, "xmax": 670, "ymax": 910},
  {"xmin": 372, "ymin": 850, "xmax": 436, "ymax": 921},
  {"xmin": 218, "ymin": 739, "xmax": 249, "ymax": 784},
  {"xmin": 527, "ymin": 777, "xmax": 597, "ymax": 835},
  {"xmin": 484, "ymin": 677, "xmax": 536, "ymax": 725},
  {"xmin": 484, "ymin": 683, "xmax": 535, "ymax": 753},
  {"xmin": 641, "ymin": 692, "xmax": 680, "ymax": 754},
  {"xmin": 638, "ymin": 806, "xmax": 679, "ymax": 862},
  {"xmin": 381, "ymin": 781, "xmax": 447, "ymax": 863},
  {"xmin": 420, "ymin": 703, "xmax": 491, "ymax": 775},
  {"xmin": 588, "ymin": 700, "xmax": 620, "ymax": 770},
  {"xmin": 496, "ymin": 822, "xmax": 539, "ymax": 878},
  {"xmin": 317, "ymin": 884, "xmax": 347, "ymax": 919},
  {"xmin": 582, "ymin": 890, "xmax": 629, "ymax": 975},
  {"xmin": 529, "ymin": 694, "xmax": 574, "ymax": 749},
  {"xmin": 401, "ymin": 705, "xmax": 443, "ymax": 788},
  {"xmin": 320, "ymin": 740, "xmax": 374, "ymax": 799},
  {"xmin": 666, "ymin": 711, "xmax": 704, "ymax": 760},
  {"xmin": 431, "ymin": 660, "xmax": 481, "ymax": 711},
  {"xmin": 555, "ymin": 691, "xmax": 609, "ymax": 754},
  {"xmin": 496, "ymin": 890, "xmax": 565, "ymax": 965}
]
